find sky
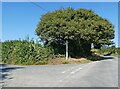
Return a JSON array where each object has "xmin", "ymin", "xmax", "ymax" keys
[{"xmin": 2, "ymin": 2, "xmax": 119, "ymax": 47}]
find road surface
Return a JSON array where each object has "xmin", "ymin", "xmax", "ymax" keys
[{"xmin": 0, "ymin": 56, "xmax": 118, "ymax": 87}]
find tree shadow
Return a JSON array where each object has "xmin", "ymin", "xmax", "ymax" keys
[
  {"xmin": 0, "ymin": 64, "xmax": 24, "ymax": 84},
  {"xmin": 103, "ymin": 56, "xmax": 114, "ymax": 59}
]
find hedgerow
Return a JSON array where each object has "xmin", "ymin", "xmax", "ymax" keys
[{"xmin": 2, "ymin": 40, "xmax": 54, "ymax": 65}]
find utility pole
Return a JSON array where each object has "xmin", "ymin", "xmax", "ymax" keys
[{"xmin": 66, "ymin": 40, "xmax": 68, "ymax": 60}]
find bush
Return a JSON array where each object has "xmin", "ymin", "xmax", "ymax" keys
[
  {"xmin": 92, "ymin": 46, "xmax": 120, "ymax": 58},
  {"xmin": 2, "ymin": 40, "xmax": 53, "ymax": 65}
]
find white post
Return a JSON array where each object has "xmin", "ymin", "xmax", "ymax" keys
[{"xmin": 66, "ymin": 40, "xmax": 68, "ymax": 60}]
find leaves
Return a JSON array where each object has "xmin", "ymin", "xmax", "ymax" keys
[
  {"xmin": 36, "ymin": 8, "xmax": 114, "ymax": 43},
  {"xmin": 35, "ymin": 8, "xmax": 114, "ymax": 57},
  {"xmin": 2, "ymin": 40, "xmax": 54, "ymax": 65}
]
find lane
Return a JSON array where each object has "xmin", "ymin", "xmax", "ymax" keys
[
  {"xmin": 57, "ymin": 57, "xmax": 118, "ymax": 87},
  {"xmin": 2, "ymin": 57, "xmax": 118, "ymax": 87},
  {"xmin": 3, "ymin": 64, "xmax": 86, "ymax": 87}
]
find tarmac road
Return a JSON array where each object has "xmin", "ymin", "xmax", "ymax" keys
[{"xmin": 1, "ymin": 56, "xmax": 118, "ymax": 87}]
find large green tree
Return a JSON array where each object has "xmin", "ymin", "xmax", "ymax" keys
[{"xmin": 36, "ymin": 8, "xmax": 114, "ymax": 57}]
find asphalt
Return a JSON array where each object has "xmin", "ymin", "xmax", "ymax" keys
[{"xmin": 0, "ymin": 56, "xmax": 118, "ymax": 87}]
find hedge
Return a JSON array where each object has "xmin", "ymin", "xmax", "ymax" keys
[{"xmin": 2, "ymin": 40, "xmax": 54, "ymax": 65}]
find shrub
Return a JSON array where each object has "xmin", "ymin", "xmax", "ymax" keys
[
  {"xmin": 92, "ymin": 46, "xmax": 120, "ymax": 58},
  {"xmin": 2, "ymin": 40, "xmax": 53, "ymax": 65}
]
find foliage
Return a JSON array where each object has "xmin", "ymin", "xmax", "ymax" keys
[
  {"xmin": 36, "ymin": 8, "xmax": 114, "ymax": 57},
  {"xmin": 92, "ymin": 46, "xmax": 120, "ymax": 57},
  {"xmin": 114, "ymin": 47, "xmax": 120, "ymax": 57},
  {"xmin": 2, "ymin": 40, "xmax": 54, "ymax": 65},
  {"xmin": 116, "ymin": 47, "xmax": 120, "ymax": 54}
]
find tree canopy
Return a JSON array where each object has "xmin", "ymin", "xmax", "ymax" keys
[{"xmin": 35, "ymin": 8, "xmax": 114, "ymax": 57}]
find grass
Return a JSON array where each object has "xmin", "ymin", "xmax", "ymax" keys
[
  {"xmin": 111, "ymin": 54, "xmax": 120, "ymax": 58},
  {"xmin": 91, "ymin": 48, "xmax": 120, "ymax": 58},
  {"xmin": 44, "ymin": 53, "xmax": 104, "ymax": 65},
  {"xmin": 1, "ymin": 52, "xmax": 105, "ymax": 65},
  {"xmin": 47, "ymin": 52, "xmax": 104, "ymax": 65},
  {"xmin": 1, "ymin": 56, "xmax": 105, "ymax": 66},
  {"xmin": 47, "ymin": 57, "xmax": 92, "ymax": 65},
  {"xmin": 1, "ymin": 48, "xmax": 107, "ymax": 65},
  {"xmin": 0, "ymin": 57, "xmax": 91, "ymax": 65}
]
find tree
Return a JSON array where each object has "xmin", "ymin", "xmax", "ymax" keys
[{"xmin": 35, "ymin": 8, "xmax": 114, "ymax": 58}]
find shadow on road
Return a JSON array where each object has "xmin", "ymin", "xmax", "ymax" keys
[
  {"xmin": 0, "ymin": 64, "xmax": 24, "ymax": 83},
  {"xmin": 103, "ymin": 56, "xmax": 114, "ymax": 59},
  {"xmin": 84, "ymin": 53, "xmax": 114, "ymax": 61}
]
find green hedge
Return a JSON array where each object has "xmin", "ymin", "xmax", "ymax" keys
[
  {"xmin": 2, "ymin": 40, "xmax": 54, "ymax": 65},
  {"xmin": 92, "ymin": 46, "xmax": 120, "ymax": 57}
]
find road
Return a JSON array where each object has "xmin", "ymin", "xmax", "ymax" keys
[{"xmin": 1, "ymin": 56, "xmax": 118, "ymax": 87}]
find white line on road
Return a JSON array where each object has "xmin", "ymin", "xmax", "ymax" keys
[
  {"xmin": 61, "ymin": 61, "xmax": 100, "ymax": 74},
  {"xmin": 59, "ymin": 80, "xmax": 63, "ymax": 82},
  {"xmin": 61, "ymin": 71, "xmax": 66, "ymax": 73},
  {"xmin": 70, "ymin": 67, "xmax": 82, "ymax": 74},
  {"xmin": 61, "ymin": 65, "xmax": 83, "ymax": 74},
  {"xmin": 70, "ymin": 61, "xmax": 101, "ymax": 74}
]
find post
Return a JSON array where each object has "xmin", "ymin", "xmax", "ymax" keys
[{"xmin": 66, "ymin": 40, "xmax": 68, "ymax": 60}]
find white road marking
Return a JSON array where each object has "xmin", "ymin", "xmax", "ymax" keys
[
  {"xmin": 61, "ymin": 65, "xmax": 83, "ymax": 74},
  {"xmin": 59, "ymin": 80, "xmax": 63, "ymax": 82},
  {"xmin": 59, "ymin": 60, "xmax": 106, "ymax": 85},
  {"xmin": 61, "ymin": 61, "xmax": 100, "ymax": 74},
  {"xmin": 61, "ymin": 71, "xmax": 66, "ymax": 73},
  {"xmin": 70, "ymin": 67, "xmax": 82, "ymax": 74}
]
